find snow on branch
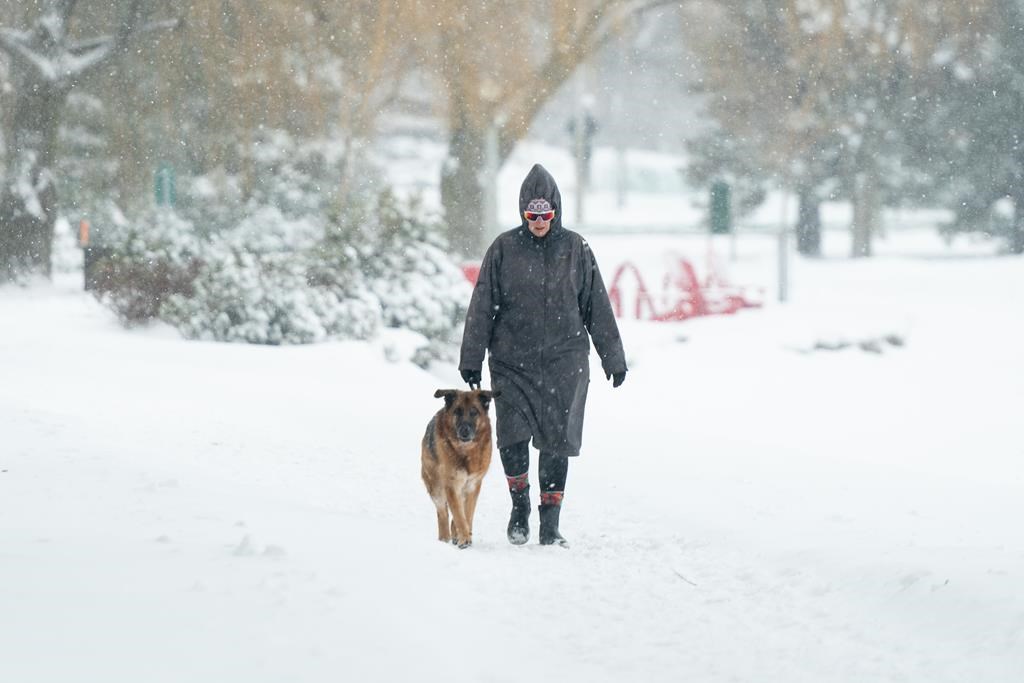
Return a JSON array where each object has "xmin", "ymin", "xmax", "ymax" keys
[
  {"xmin": 59, "ymin": 40, "xmax": 116, "ymax": 81},
  {"xmin": 584, "ymin": 0, "xmax": 678, "ymax": 54},
  {"xmin": 496, "ymin": 0, "xmax": 675, "ymax": 158},
  {"xmin": 132, "ymin": 18, "xmax": 182, "ymax": 38},
  {"xmin": 0, "ymin": 7, "xmax": 179, "ymax": 85},
  {"xmin": 0, "ymin": 27, "xmax": 60, "ymax": 80},
  {"xmin": 0, "ymin": 27, "xmax": 113, "ymax": 85},
  {"xmin": 64, "ymin": 16, "xmax": 180, "ymax": 83},
  {"xmin": 38, "ymin": 0, "xmax": 81, "ymax": 26}
]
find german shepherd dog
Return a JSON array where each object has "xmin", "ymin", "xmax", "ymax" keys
[{"xmin": 421, "ymin": 388, "xmax": 499, "ymax": 548}]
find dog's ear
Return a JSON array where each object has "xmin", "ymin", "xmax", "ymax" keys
[
  {"xmin": 478, "ymin": 389, "xmax": 500, "ymax": 409},
  {"xmin": 434, "ymin": 389, "xmax": 458, "ymax": 407}
]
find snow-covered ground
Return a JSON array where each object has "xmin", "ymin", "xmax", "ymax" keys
[{"xmin": 2, "ymin": 225, "xmax": 1022, "ymax": 682}]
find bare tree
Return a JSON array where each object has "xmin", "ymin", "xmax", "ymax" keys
[
  {"xmin": 408, "ymin": 0, "xmax": 671, "ymax": 256},
  {"xmin": 307, "ymin": 0, "xmax": 416, "ymax": 202},
  {"xmin": 0, "ymin": 0, "xmax": 177, "ymax": 281},
  {"xmin": 100, "ymin": 0, "xmax": 416, "ymax": 207},
  {"xmin": 687, "ymin": 0, "xmax": 994, "ymax": 257}
]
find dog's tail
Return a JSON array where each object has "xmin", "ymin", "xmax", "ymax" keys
[{"xmin": 423, "ymin": 415, "xmax": 438, "ymax": 460}]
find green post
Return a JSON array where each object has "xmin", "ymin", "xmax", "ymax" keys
[
  {"xmin": 155, "ymin": 164, "xmax": 176, "ymax": 207},
  {"xmin": 710, "ymin": 181, "xmax": 731, "ymax": 235}
]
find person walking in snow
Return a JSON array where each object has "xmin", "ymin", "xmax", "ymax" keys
[{"xmin": 459, "ymin": 163, "xmax": 627, "ymax": 548}]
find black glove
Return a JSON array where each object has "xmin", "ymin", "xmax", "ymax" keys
[
  {"xmin": 460, "ymin": 368, "xmax": 482, "ymax": 388},
  {"xmin": 606, "ymin": 370, "xmax": 626, "ymax": 388}
]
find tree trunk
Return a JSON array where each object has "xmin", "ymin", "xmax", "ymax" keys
[
  {"xmin": 441, "ymin": 119, "xmax": 488, "ymax": 259},
  {"xmin": 850, "ymin": 169, "xmax": 880, "ymax": 258},
  {"xmin": 1012, "ymin": 193, "xmax": 1024, "ymax": 255},
  {"xmin": 0, "ymin": 82, "xmax": 66, "ymax": 281},
  {"xmin": 795, "ymin": 187, "xmax": 822, "ymax": 257},
  {"xmin": 0, "ymin": 4, "xmax": 177, "ymax": 282}
]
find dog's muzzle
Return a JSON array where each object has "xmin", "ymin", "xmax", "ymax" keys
[{"xmin": 457, "ymin": 425, "xmax": 475, "ymax": 442}]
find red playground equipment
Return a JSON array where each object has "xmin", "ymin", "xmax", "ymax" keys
[
  {"xmin": 606, "ymin": 256, "xmax": 761, "ymax": 321},
  {"xmin": 460, "ymin": 253, "xmax": 761, "ymax": 322}
]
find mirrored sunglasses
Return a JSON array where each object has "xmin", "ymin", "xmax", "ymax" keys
[{"xmin": 524, "ymin": 210, "xmax": 555, "ymax": 221}]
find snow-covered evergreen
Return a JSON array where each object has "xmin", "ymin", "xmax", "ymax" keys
[
  {"xmin": 91, "ymin": 164, "xmax": 468, "ymax": 360},
  {"xmin": 161, "ymin": 207, "xmax": 381, "ymax": 345},
  {"xmin": 321, "ymin": 190, "xmax": 470, "ymax": 363},
  {"xmin": 91, "ymin": 209, "xmax": 201, "ymax": 325}
]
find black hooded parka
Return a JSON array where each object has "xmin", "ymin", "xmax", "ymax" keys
[{"xmin": 459, "ymin": 164, "xmax": 627, "ymax": 457}]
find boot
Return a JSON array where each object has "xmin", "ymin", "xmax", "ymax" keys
[
  {"xmin": 507, "ymin": 487, "xmax": 531, "ymax": 545},
  {"xmin": 538, "ymin": 502, "xmax": 569, "ymax": 548}
]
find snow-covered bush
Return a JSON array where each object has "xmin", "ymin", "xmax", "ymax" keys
[
  {"xmin": 161, "ymin": 208, "xmax": 380, "ymax": 344},
  {"xmin": 91, "ymin": 158, "xmax": 469, "ymax": 363},
  {"xmin": 319, "ymin": 190, "xmax": 471, "ymax": 363},
  {"xmin": 175, "ymin": 129, "xmax": 359, "ymax": 236},
  {"xmin": 90, "ymin": 210, "xmax": 202, "ymax": 325}
]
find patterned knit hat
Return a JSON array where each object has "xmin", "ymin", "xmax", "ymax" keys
[{"xmin": 526, "ymin": 198, "xmax": 553, "ymax": 213}]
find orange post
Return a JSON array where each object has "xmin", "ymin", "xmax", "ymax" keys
[{"xmin": 79, "ymin": 220, "xmax": 90, "ymax": 248}]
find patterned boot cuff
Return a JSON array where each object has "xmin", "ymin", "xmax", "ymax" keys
[
  {"xmin": 540, "ymin": 491, "xmax": 564, "ymax": 506},
  {"xmin": 506, "ymin": 473, "xmax": 529, "ymax": 493}
]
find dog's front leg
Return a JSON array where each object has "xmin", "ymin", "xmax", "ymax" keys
[
  {"xmin": 433, "ymin": 499, "xmax": 451, "ymax": 543},
  {"xmin": 445, "ymin": 484, "xmax": 472, "ymax": 548},
  {"xmin": 464, "ymin": 476, "xmax": 484, "ymax": 541}
]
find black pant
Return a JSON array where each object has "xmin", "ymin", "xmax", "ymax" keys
[{"xmin": 499, "ymin": 440, "xmax": 567, "ymax": 492}]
